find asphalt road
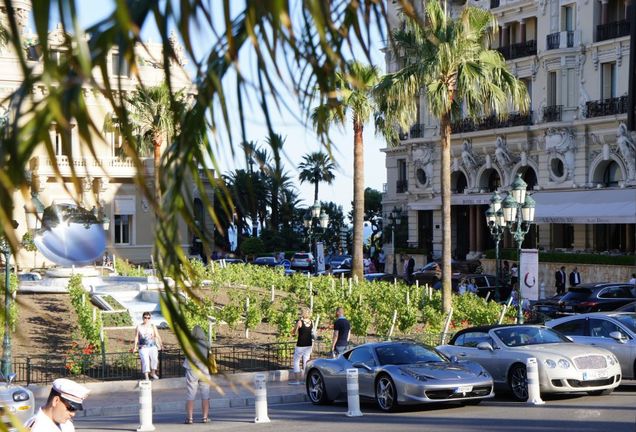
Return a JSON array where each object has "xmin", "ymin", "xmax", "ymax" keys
[{"xmin": 76, "ymin": 384, "xmax": 636, "ymax": 432}]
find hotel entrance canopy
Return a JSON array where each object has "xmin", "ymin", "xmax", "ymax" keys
[{"xmin": 532, "ymin": 189, "xmax": 636, "ymax": 224}]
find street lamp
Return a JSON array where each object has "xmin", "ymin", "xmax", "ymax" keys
[
  {"xmin": 489, "ymin": 174, "xmax": 535, "ymax": 324},
  {"xmin": 485, "ymin": 192, "xmax": 505, "ymax": 301},
  {"xmin": 1, "ymin": 219, "xmax": 19, "ymax": 377},
  {"xmin": 303, "ymin": 201, "xmax": 329, "ymax": 270},
  {"xmin": 387, "ymin": 207, "xmax": 402, "ymax": 275}
]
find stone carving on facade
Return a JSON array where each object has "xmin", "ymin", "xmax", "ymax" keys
[
  {"xmin": 545, "ymin": 127, "xmax": 577, "ymax": 182},
  {"xmin": 537, "ymin": 0, "xmax": 548, "ymax": 15},
  {"xmin": 48, "ymin": 23, "xmax": 68, "ymax": 47},
  {"xmin": 461, "ymin": 139, "xmax": 479, "ymax": 176},
  {"xmin": 616, "ymin": 123, "xmax": 636, "ymax": 180},
  {"xmin": 412, "ymin": 145, "xmax": 434, "ymax": 188},
  {"xmin": 494, "ymin": 136, "xmax": 515, "ymax": 170},
  {"xmin": 168, "ymin": 31, "xmax": 187, "ymax": 66},
  {"xmin": 616, "ymin": 43, "xmax": 623, "ymax": 67},
  {"xmin": 141, "ymin": 198, "xmax": 150, "ymax": 213},
  {"xmin": 98, "ymin": 177, "xmax": 110, "ymax": 193}
]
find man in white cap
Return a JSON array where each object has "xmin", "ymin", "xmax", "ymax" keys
[{"xmin": 26, "ymin": 378, "xmax": 90, "ymax": 432}]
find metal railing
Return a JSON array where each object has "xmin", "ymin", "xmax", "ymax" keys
[
  {"xmin": 585, "ymin": 96, "xmax": 629, "ymax": 118},
  {"xmin": 596, "ymin": 20, "xmax": 630, "ymax": 42},
  {"xmin": 11, "ymin": 341, "xmax": 327, "ymax": 386},
  {"xmin": 451, "ymin": 111, "xmax": 533, "ymax": 134},
  {"xmin": 490, "ymin": 0, "xmax": 500, "ymax": 8},
  {"xmin": 542, "ymin": 105, "xmax": 562, "ymax": 122},
  {"xmin": 409, "ymin": 124, "xmax": 425, "ymax": 139},
  {"xmin": 546, "ymin": 32, "xmax": 560, "ymax": 50},
  {"xmin": 396, "ymin": 179, "xmax": 408, "ymax": 193}
]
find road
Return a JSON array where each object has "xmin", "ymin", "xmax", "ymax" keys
[{"xmin": 76, "ymin": 384, "xmax": 636, "ymax": 432}]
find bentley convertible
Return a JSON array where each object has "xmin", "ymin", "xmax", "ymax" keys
[
  {"xmin": 304, "ymin": 341, "xmax": 494, "ymax": 412},
  {"xmin": 437, "ymin": 324, "xmax": 622, "ymax": 401}
]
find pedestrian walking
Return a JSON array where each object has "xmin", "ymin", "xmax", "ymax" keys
[
  {"xmin": 289, "ymin": 307, "xmax": 313, "ymax": 385},
  {"xmin": 502, "ymin": 261, "xmax": 511, "ymax": 287},
  {"xmin": 183, "ymin": 325, "xmax": 211, "ymax": 424},
  {"xmin": 132, "ymin": 311, "xmax": 163, "ymax": 381},
  {"xmin": 555, "ymin": 266, "xmax": 566, "ymax": 295},
  {"xmin": 26, "ymin": 378, "xmax": 90, "ymax": 432},
  {"xmin": 377, "ymin": 250, "xmax": 386, "ymax": 273},
  {"xmin": 331, "ymin": 307, "xmax": 351, "ymax": 357},
  {"xmin": 404, "ymin": 254, "xmax": 415, "ymax": 284},
  {"xmin": 629, "ymin": 273, "xmax": 636, "ymax": 286},
  {"xmin": 569, "ymin": 267, "xmax": 582, "ymax": 288},
  {"xmin": 510, "ymin": 262, "xmax": 519, "ymax": 288}
]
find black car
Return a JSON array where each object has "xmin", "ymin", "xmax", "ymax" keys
[
  {"xmin": 532, "ymin": 283, "xmax": 636, "ymax": 318},
  {"xmin": 251, "ymin": 256, "xmax": 279, "ymax": 267}
]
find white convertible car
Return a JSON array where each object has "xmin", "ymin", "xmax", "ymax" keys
[{"xmin": 437, "ymin": 324, "xmax": 622, "ymax": 401}]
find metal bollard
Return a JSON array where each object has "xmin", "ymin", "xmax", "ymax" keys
[
  {"xmin": 137, "ymin": 380, "xmax": 155, "ymax": 431},
  {"xmin": 254, "ymin": 373, "xmax": 271, "ymax": 423},
  {"xmin": 525, "ymin": 358, "xmax": 545, "ymax": 405},
  {"xmin": 346, "ymin": 368, "xmax": 363, "ymax": 417}
]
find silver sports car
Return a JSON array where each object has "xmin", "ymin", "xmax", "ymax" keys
[
  {"xmin": 437, "ymin": 324, "xmax": 622, "ymax": 401},
  {"xmin": 304, "ymin": 341, "xmax": 494, "ymax": 411},
  {"xmin": 0, "ymin": 373, "xmax": 35, "ymax": 431}
]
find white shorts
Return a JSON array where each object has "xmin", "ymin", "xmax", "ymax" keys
[
  {"xmin": 185, "ymin": 368, "xmax": 211, "ymax": 401},
  {"xmin": 292, "ymin": 346, "xmax": 312, "ymax": 373}
]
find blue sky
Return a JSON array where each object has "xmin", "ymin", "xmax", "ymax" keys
[{"xmin": 64, "ymin": 2, "xmax": 388, "ymax": 214}]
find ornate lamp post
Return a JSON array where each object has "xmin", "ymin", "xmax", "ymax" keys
[
  {"xmin": 500, "ymin": 174, "xmax": 536, "ymax": 324},
  {"xmin": 485, "ymin": 192, "xmax": 505, "ymax": 301},
  {"xmin": 303, "ymin": 201, "xmax": 329, "ymax": 270},
  {"xmin": 1, "ymin": 219, "xmax": 21, "ymax": 377},
  {"xmin": 387, "ymin": 207, "xmax": 402, "ymax": 275}
]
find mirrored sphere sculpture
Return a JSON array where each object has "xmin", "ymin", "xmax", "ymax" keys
[{"xmin": 33, "ymin": 204, "xmax": 107, "ymax": 266}]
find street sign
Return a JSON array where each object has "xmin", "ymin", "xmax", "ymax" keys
[{"xmin": 281, "ymin": 259, "xmax": 291, "ymax": 270}]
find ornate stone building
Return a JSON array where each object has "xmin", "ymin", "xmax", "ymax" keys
[
  {"xmin": 383, "ymin": 0, "xmax": 635, "ymax": 266},
  {"xmin": 2, "ymin": 1, "xmax": 214, "ymax": 267}
]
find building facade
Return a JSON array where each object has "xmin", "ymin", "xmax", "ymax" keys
[
  {"xmin": 383, "ymin": 0, "xmax": 635, "ymax": 265},
  {"xmin": 1, "ymin": 2, "xmax": 214, "ymax": 268}
]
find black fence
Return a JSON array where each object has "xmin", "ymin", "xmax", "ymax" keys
[
  {"xmin": 585, "ymin": 96, "xmax": 629, "ymax": 118},
  {"xmin": 596, "ymin": 20, "xmax": 630, "ymax": 42},
  {"xmin": 11, "ymin": 341, "xmax": 326, "ymax": 386},
  {"xmin": 451, "ymin": 111, "xmax": 533, "ymax": 134}
]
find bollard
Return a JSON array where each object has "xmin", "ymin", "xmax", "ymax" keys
[
  {"xmin": 346, "ymin": 368, "xmax": 363, "ymax": 417},
  {"xmin": 525, "ymin": 358, "xmax": 545, "ymax": 405},
  {"xmin": 254, "ymin": 373, "xmax": 271, "ymax": 423},
  {"xmin": 137, "ymin": 380, "xmax": 155, "ymax": 431}
]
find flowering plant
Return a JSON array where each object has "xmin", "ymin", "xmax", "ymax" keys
[{"xmin": 65, "ymin": 342, "xmax": 96, "ymax": 376}]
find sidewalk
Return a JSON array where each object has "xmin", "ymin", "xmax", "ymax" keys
[{"xmin": 28, "ymin": 370, "xmax": 308, "ymax": 418}]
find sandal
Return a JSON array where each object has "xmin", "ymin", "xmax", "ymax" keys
[
  {"xmin": 202, "ymin": 418, "xmax": 209, "ymax": 423},
  {"xmin": 184, "ymin": 418, "xmax": 193, "ymax": 424}
]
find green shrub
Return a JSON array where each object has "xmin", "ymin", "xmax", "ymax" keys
[{"xmin": 102, "ymin": 311, "xmax": 133, "ymax": 327}]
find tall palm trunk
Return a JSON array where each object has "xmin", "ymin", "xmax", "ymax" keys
[
  {"xmin": 352, "ymin": 119, "xmax": 365, "ymax": 280},
  {"xmin": 440, "ymin": 113, "xmax": 452, "ymax": 313},
  {"xmin": 313, "ymin": 177, "xmax": 319, "ymax": 202},
  {"xmin": 153, "ymin": 134, "xmax": 162, "ymax": 199}
]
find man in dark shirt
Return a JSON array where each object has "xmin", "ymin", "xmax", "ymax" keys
[
  {"xmin": 555, "ymin": 266, "xmax": 566, "ymax": 295},
  {"xmin": 332, "ymin": 307, "xmax": 351, "ymax": 357}
]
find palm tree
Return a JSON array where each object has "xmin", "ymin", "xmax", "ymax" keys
[
  {"xmin": 297, "ymin": 151, "xmax": 336, "ymax": 202},
  {"xmin": 378, "ymin": 0, "xmax": 528, "ymax": 312},
  {"xmin": 265, "ymin": 133, "xmax": 288, "ymax": 230},
  {"xmin": 312, "ymin": 62, "xmax": 381, "ymax": 280},
  {"xmin": 127, "ymin": 83, "xmax": 187, "ymax": 199}
]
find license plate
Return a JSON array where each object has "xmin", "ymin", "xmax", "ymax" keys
[
  {"xmin": 582, "ymin": 370, "xmax": 609, "ymax": 380},
  {"xmin": 454, "ymin": 385, "xmax": 473, "ymax": 393}
]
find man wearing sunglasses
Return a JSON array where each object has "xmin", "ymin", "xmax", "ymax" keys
[{"xmin": 26, "ymin": 378, "xmax": 90, "ymax": 431}]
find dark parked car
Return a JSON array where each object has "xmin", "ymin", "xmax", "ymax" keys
[
  {"xmin": 327, "ymin": 254, "xmax": 351, "ymax": 269},
  {"xmin": 615, "ymin": 300, "xmax": 636, "ymax": 312},
  {"xmin": 251, "ymin": 256, "xmax": 279, "ymax": 267},
  {"xmin": 412, "ymin": 260, "xmax": 482, "ymax": 287},
  {"xmin": 532, "ymin": 283, "xmax": 636, "ymax": 318}
]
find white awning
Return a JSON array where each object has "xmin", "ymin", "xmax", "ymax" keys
[
  {"xmin": 114, "ymin": 197, "xmax": 136, "ymax": 215},
  {"xmin": 532, "ymin": 188, "xmax": 636, "ymax": 224}
]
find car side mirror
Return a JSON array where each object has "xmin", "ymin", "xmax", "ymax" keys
[
  {"xmin": 476, "ymin": 342, "xmax": 494, "ymax": 352},
  {"xmin": 609, "ymin": 331, "xmax": 627, "ymax": 343},
  {"xmin": 352, "ymin": 362, "xmax": 372, "ymax": 371},
  {"xmin": 449, "ymin": 355, "xmax": 459, "ymax": 363}
]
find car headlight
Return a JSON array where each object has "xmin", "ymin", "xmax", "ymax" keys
[
  {"xmin": 479, "ymin": 369, "xmax": 490, "ymax": 378},
  {"xmin": 606, "ymin": 355, "xmax": 617, "ymax": 366},
  {"xmin": 545, "ymin": 359, "xmax": 556, "ymax": 369},
  {"xmin": 401, "ymin": 367, "xmax": 425, "ymax": 381},
  {"xmin": 13, "ymin": 390, "xmax": 30, "ymax": 402},
  {"xmin": 558, "ymin": 359, "xmax": 571, "ymax": 369}
]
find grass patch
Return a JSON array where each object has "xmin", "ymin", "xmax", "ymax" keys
[
  {"xmin": 102, "ymin": 311, "xmax": 133, "ymax": 327},
  {"xmin": 102, "ymin": 295, "xmax": 126, "ymax": 311}
]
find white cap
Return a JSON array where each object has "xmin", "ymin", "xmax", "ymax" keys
[{"xmin": 52, "ymin": 378, "xmax": 90, "ymax": 411}]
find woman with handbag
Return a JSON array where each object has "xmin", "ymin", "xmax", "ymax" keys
[{"xmin": 132, "ymin": 312, "xmax": 163, "ymax": 380}]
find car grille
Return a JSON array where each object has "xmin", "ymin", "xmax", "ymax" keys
[
  {"xmin": 425, "ymin": 385, "xmax": 492, "ymax": 400},
  {"xmin": 573, "ymin": 355, "xmax": 607, "ymax": 369},
  {"xmin": 567, "ymin": 377, "xmax": 616, "ymax": 388}
]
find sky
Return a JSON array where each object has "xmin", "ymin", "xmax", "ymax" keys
[{"xmin": 67, "ymin": 2, "xmax": 389, "ymax": 215}]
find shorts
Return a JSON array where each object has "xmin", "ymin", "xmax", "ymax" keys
[{"xmin": 185, "ymin": 368, "xmax": 211, "ymax": 401}]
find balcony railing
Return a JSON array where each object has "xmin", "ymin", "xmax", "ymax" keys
[
  {"xmin": 498, "ymin": 40, "xmax": 537, "ymax": 60},
  {"xmin": 409, "ymin": 124, "xmax": 425, "ymax": 139},
  {"xmin": 547, "ymin": 32, "xmax": 560, "ymax": 50},
  {"xmin": 596, "ymin": 20, "xmax": 630, "ymax": 42},
  {"xmin": 490, "ymin": 0, "xmax": 500, "ymax": 8},
  {"xmin": 451, "ymin": 111, "xmax": 533, "ymax": 134},
  {"xmin": 585, "ymin": 96, "xmax": 629, "ymax": 118},
  {"xmin": 542, "ymin": 105, "xmax": 562, "ymax": 122},
  {"xmin": 396, "ymin": 180, "xmax": 408, "ymax": 193}
]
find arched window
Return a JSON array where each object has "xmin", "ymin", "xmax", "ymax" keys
[{"xmin": 602, "ymin": 161, "xmax": 621, "ymax": 187}]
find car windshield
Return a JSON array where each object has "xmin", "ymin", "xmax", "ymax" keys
[
  {"xmin": 294, "ymin": 254, "xmax": 311, "ymax": 259},
  {"xmin": 374, "ymin": 343, "xmax": 445, "ymax": 366},
  {"xmin": 614, "ymin": 314, "xmax": 636, "ymax": 333},
  {"xmin": 494, "ymin": 326, "xmax": 570, "ymax": 347}
]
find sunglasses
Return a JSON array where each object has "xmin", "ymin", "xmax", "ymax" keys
[{"xmin": 60, "ymin": 398, "xmax": 78, "ymax": 413}]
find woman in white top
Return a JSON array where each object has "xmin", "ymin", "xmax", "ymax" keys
[{"xmin": 132, "ymin": 311, "xmax": 163, "ymax": 380}]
